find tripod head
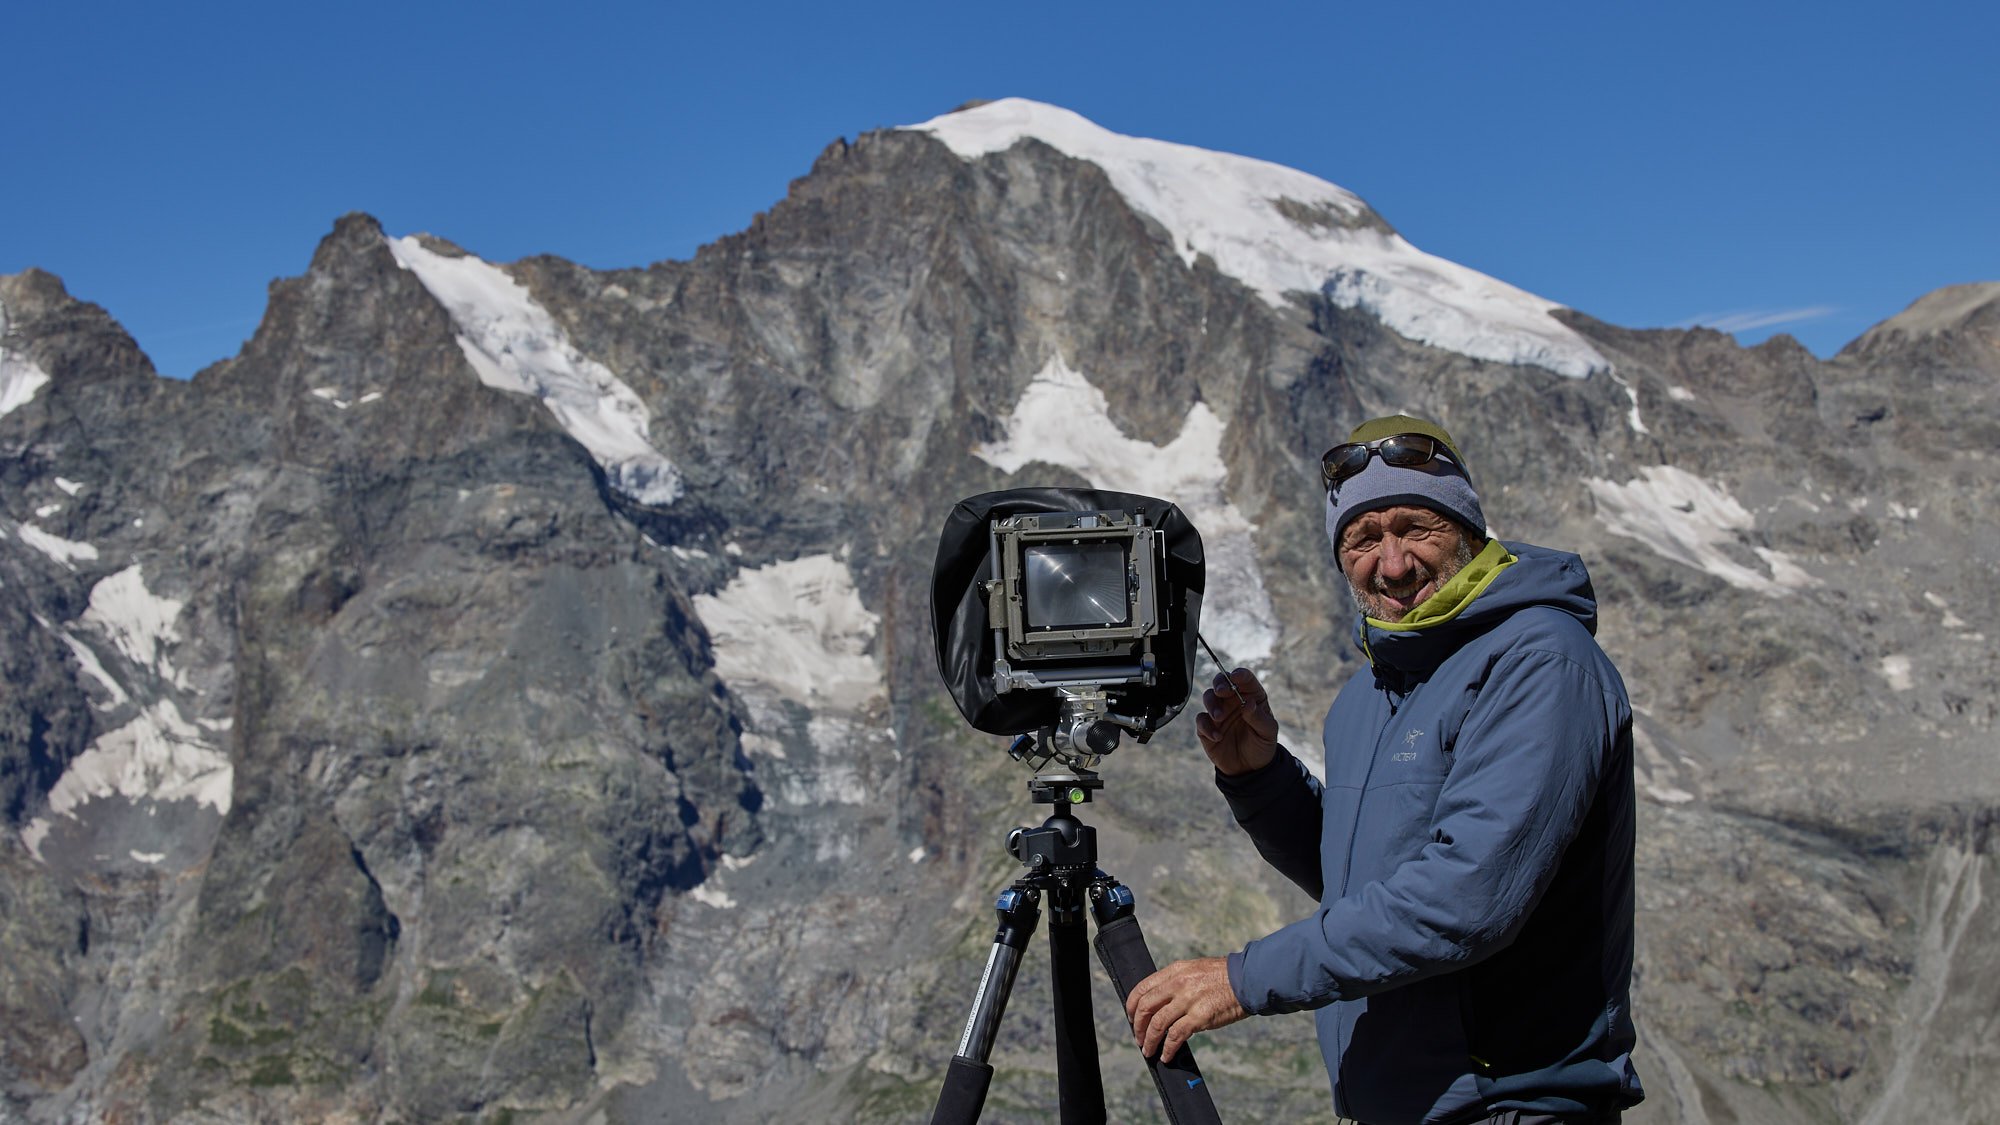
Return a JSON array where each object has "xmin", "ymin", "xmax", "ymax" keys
[
  {"xmin": 1003, "ymin": 691, "xmax": 1140, "ymax": 782},
  {"xmin": 1024, "ymin": 765, "xmax": 1103, "ymax": 807}
]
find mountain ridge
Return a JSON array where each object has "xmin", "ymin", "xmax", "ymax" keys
[{"xmin": 3, "ymin": 103, "xmax": 1996, "ymax": 1123}]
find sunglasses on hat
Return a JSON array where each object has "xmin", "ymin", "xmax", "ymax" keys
[{"xmin": 1320, "ymin": 433, "xmax": 1461, "ymax": 492}]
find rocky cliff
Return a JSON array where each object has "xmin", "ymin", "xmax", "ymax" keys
[{"xmin": 2, "ymin": 100, "xmax": 1994, "ymax": 1123}]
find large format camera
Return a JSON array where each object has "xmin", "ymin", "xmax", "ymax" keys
[
  {"xmin": 924, "ymin": 487, "xmax": 1223, "ymax": 1124},
  {"xmin": 930, "ymin": 487, "xmax": 1205, "ymax": 774}
]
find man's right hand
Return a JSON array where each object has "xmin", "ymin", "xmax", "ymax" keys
[{"xmin": 1194, "ymin": 668, "xmax": 1279, "ymax": 776}]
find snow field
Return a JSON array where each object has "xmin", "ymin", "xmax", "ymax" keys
[
  {"xmin": 907, "ymin": 99, "xmax": 1609, "ymax": 379},
  {"xmin": 13, "ymin": 523, "xmax": 99, "ymax": 569},
  {"xmin": 972, "ymin": 355, "xmax": 1279, "ymax": 663},
  {"xmin": 1585, "ymin": 466, "xmax": 1815, "ymax": 595},
  {"xmin": 385, "ymin": 236, "xmax": 683, "ymax": 506},
  {"xmin": 691, "ymin": 554, "xmax": 886, "ymax": 710},
  {"xmin": 20, "ymin": 565, "xmax": 233, "ymax": 861},
  {"xmin": 1, "ymin": 300, "xmax": 54, "ymax": 418}
]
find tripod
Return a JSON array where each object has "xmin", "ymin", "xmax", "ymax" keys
[{"xmin": 929, "ymin": 768, "xmax": 1224, "ymax": 1125}]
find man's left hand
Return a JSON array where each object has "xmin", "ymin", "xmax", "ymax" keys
[{"xmin": 1124, "ymin": 956, "xmax": 1248, "ymax": 1063}]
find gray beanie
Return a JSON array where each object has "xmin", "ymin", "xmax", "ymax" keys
[{"xmin": 1324, "ymin": 414, "xmax": 1485, "ymax": 555}]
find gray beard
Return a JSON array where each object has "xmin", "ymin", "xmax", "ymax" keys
[{"xmin": 1347, "ymin": 535, "xmax": 1481, "ymax": 623}]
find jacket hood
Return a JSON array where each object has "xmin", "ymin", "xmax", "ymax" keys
[{"xmin": 1357, "ymin": 541, "xmax": 1599, "ymax": 675}]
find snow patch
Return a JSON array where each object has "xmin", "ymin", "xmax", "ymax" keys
[
  {"xmin": 1880, "ymin": 655, "xmax": 1914, "ymax": 692},
  {"xmin": 689, "ymin": 884, "xmax": 737, "ymax": 909},
  {"xmin": 692, "ymin": 554, "xmax": 885, "ymax": 708},
  {"xmin": 1667, "ymin": 386, "xmax": 1696, "ymax": 402},
  {"xmin": 309, "ymin": 387, "xmax": 385, "ymax": 409},
  {"xmin": 973, "ymin": 355, "xmax": 1278, "ymax": 661},
  {"xmin": 1610, "ymin": 374, "xmax": 1648, "ymax": 434},
  {"xmin": 385, "ymin": 235, "xmax": 683, "ymax": 505},
  {"xmin": 1751, "ymin": 547, "xmax": 1816, "ymax": 590},
  {"xmin": 131, "ymin": 850, "xmax": 165, "ymax": 865},
  {"xmin": 1923, "ymin": 591, "xmax": 1970, "ymax": 629},
  {"xmin": 1585, "ymin": 466, "xmax": 1815, "ymax": 596},
  {"xmin": 35, "ymin": 503, "xmax": 62, "ymax": 518},
  {"xmin": 44, "ymin": 701, "xmax": 231, "ymax": 816},
  {"xmin": 909, "ymin": 846, "xmax": 927, "ymax": 863},
  {"xmin": 15, "ymin": 523, "xmax": 99, "ymax": 569},
  {"xmin": 906, "ymin": 99, "xmax": 1608, "ymax": 379},
  {"xmin": 1, "ymin": 302, "xmax": 54, "ymax": 418},
  {"xmin": 25, "ymin": 698, "xmax": 235, "ymax": 858},
  {"xmin": 82, "ymin": 565, "xmax": 190, "ymax": 690},
  {"xmin": 55, "ymin": 629, "xmax": 130, "ymax": 709}
]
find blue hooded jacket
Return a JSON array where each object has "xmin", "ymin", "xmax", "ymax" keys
[{"xmin": 1220, "ymin": 542, "xmax": 1644, "ymax": 1123}]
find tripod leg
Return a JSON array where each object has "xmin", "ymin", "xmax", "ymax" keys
[
  {"xmin": 1048, "ymin": 882, "xmax": 1106, "ymax": 1125},
  {"xmin": 930, "ymin": 886, "xmax": 1042, "ymax": 1125},
  {"xmin": 1091, "ymin": 882, "xmax": 1224, "ymax": 1125}
]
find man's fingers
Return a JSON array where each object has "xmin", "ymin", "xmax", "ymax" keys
[
  {"xmin": 1135, "ymin": 993, "xmax": 1184, "ymax": 1058},
  {"xmin": 1125, "ymin": 968, "xmax": 1168, "ymax": 1027},
  {"xmin": 1128, "ymin": 962, "xmax": 1208, "ymax": 1061},
  {"xmin": 1194, "ymin": 710, "xmax": 1219, "ymax": 746},
  {"xmin": 1123, "ymin": 971, "xmax": 1152, "ymax": 1022},
  {"xmin": 1220, "ymin": 667, "xmax": 1267, "ymax": 704},
  {"xmin": 1125, "ymin": 968, "xmax": 1174, "ymax": 1055},
  {"xmin": 1211, "ymin": 671, "xmax": 1271, "ymax": 719},
  {"xmin": 1139, "ymin": 999, "xmax": 1205, "ymax": 1063},
  {"xmin": 1202, "ymin": 684, "xmax": 1251, "ymax": 728},
  {"xmin": 1127, "ymin": 958, "xmax": 1248, "ymax": 1062}
]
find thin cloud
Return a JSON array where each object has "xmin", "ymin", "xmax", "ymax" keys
[{"xmin": 1674, "ymin": 306, "xmax": 1838, "ymax": 333}]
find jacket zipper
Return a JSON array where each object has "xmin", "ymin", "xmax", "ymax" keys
[
  {"xmin": 1332, "ymin": 683, "xmax": 1403, "ymax": 1121},
  {"xmin": 1336, "ymin": 685, "xmax": 1402, "ymax": 898}
]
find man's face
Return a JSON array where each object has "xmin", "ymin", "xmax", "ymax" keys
[{"xmin": 1337, "ymin": 505, "xmax": 1478, "ymax": 623}]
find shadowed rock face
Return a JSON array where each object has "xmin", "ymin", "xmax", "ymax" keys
[{"xmin": 2, "ymin": 110, "xmax": 1995, "ymax": 1123}]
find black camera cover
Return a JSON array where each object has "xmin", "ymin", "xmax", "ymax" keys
[{"xmin": 930, "ymin": 487, "xmax": 1205, "ymax": 737}]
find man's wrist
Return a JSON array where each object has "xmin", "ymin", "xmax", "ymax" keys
[
  {"xmin": 1215, "ymin": 742, "xmax": 1290, "ymax": 784},
  {"xmin": 1224, "ymin": 950, "xmax": 1256, "ymax": 1017}
]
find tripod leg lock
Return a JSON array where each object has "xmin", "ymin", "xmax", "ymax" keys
[
  {"xmin": 993, "ymin": 888, "xmax": 1040, "ymax": 950},
  {"xmin": 1090, "ymin": 880, "xmax": 1136, "ymax": 926}
]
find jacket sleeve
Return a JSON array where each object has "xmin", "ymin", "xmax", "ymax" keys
[
  {"xmin": 1228, "ymin": 649, "xmax": 1616, "ymax": 1015},
  {"xmin": 1215, "ymin": 744, "xmax": 1324, "ymax": 901}
]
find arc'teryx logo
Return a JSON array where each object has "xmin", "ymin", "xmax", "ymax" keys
[{"xmin": 1392, "ymin": 728, "xmax": 1423, "ymax": 761}]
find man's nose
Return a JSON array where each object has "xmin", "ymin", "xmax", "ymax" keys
[{"xmin": 1377, "ymin": 535, "xmax": 1413, "ymax": 577}]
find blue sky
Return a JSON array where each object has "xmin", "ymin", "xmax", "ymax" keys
[{"xmin": 4, "ymin": 1, "xmax": 1993, "ymax": 378}]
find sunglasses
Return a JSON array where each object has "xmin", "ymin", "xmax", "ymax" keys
[{"xmin": 1320, "ymin": 434, "xmax": 1460, "ymax": 491}]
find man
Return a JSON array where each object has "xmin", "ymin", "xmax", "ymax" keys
[{"xmin": 1125, "ymin": 415, "xmax": 1644, "ymax": 1124}]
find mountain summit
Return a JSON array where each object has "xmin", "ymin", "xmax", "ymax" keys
[
  {"xmin": 2, "ymin": 103, "xmax": 1995, "ymax": 1122},
  {"xmin": 906, "ymin": 98, "xmax": 1611, "ymax": 377}
]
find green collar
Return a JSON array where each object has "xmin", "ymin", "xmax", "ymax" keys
[{"xmin": 1364, "ymin": 537, "xmax": 1517, "ymax": 634}]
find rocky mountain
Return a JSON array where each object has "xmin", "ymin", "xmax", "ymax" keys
[{"xmin": 2, "ymin": 98, "xmax": 1995, "ymax": 1123}]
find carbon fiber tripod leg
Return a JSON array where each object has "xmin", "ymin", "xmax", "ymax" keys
[
  {"xmin": 1048, "ymin": 882, "xmax": 1106, "ymax": 1124},
  {"xmin": 930, "ymin": 887, "xmax": 1041, "ymax": 1125},
  {"xmin": 1092, "ymin": 882, "xmax": 1224, "ymax": 1125}
]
